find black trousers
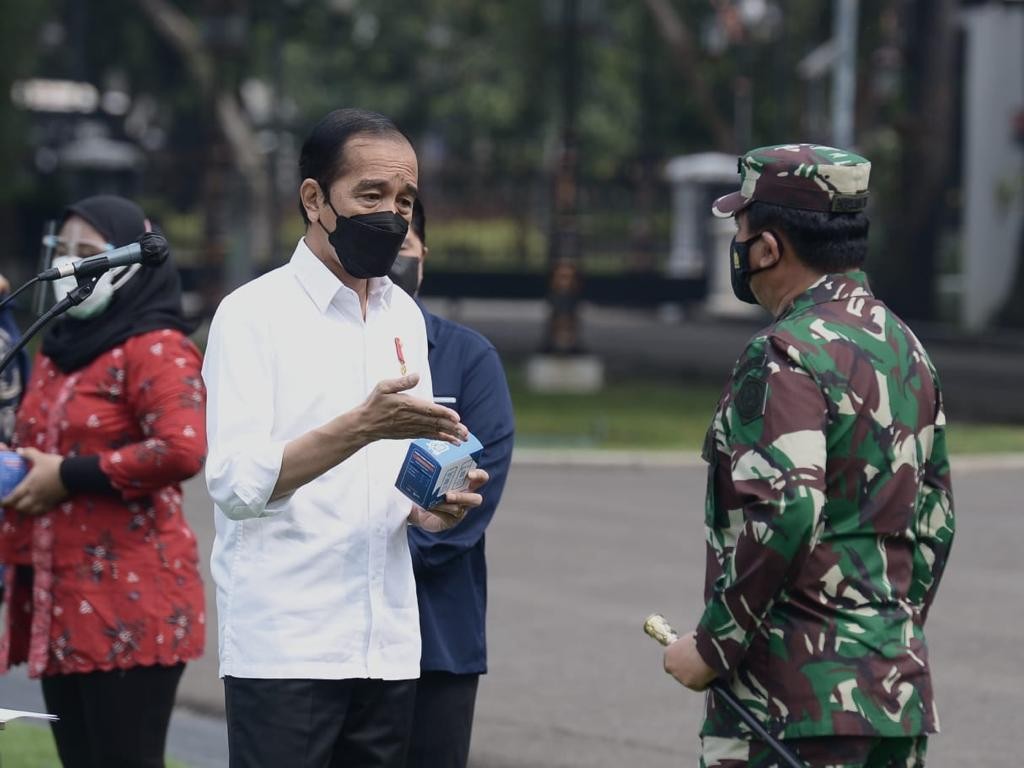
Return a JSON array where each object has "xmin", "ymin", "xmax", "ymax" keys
[
  {"xmin": 407, "ymin": 672, "xmax": 480, "ymax": 768},
  {"xmin": 224, "ymin": 676, "xmax": 418, "ymax": 768},
  {"xmin": 40, "ymin": 662, "xmax": 185, "ymax": 768}
]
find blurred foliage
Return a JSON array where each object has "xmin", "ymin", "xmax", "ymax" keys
[
  {"xmin": 0, "ymin": 0, "xmax": 975, "ymax": 315},
  {"xmin": 1, "ymin": 1, "xmax": 898, "ymax": 191},
  {"xmin": 427, "ymin": 218, "xmax": 547, "ymax": 271},
  {"xmin": 0, "ymin": 0, "xmax": 51, "ymax": 203}
]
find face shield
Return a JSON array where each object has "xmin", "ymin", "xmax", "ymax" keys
[
  {"xmin": 34, "ymin": 221, "xmax": 115, "ymax": 313},
  {"xmin": 39, "ymin": 222, "xmax": 139, "ymax": 319},
  {"xmin": 32, "ymin": 220, "xmax": 58, "ymax": 315}
]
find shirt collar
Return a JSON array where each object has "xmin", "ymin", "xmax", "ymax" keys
[
  {"xmin": 290, "ymin": 238, "xmax": 396, "ymax": 314},
  {"xmin": 779, "ymin": 270, "xmax": 873, "ymax": 320},
  {"xmin": 370, "ymin": 275, "xmax": 396, "ymax": 308}
]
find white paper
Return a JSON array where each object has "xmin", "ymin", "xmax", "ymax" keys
[{"xmin": 0, "ymin": 707, "xmax": 59, "ymax": 724}]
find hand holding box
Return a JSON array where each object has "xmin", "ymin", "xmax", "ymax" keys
[{"xmin": 395, "ymin": 433, "xmax": 484, "ymax": 510}]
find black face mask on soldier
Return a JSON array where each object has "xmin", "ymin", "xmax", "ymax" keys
[
  {"xmin": 318, "ymin": 197, "xmax": 409, "ymax": 279},
  {"xmin": 388, "ymin": 255, "xmax": 420, "ymax": 297},
  {"xmin": 729, "ymin": 232, "xmax": 778, "ymax": 305}
]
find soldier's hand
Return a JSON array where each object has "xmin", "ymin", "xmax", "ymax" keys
[
  {"xmin": 408, "ymin": 469, "xmax": 489, "ymax": 533},
  {"xmin": 663, "ymin": 630, "xmax": 717, "ymax": 692},
  {"xmin": 358, "ymin": 374, "xmax": 467, "ymax": 444}
]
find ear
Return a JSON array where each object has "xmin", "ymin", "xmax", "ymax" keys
[
  {"xmin": 756, "ymin": 230, "xmax": 783, "ymax": 269},
  {"xmin": 299, "ymin": 179, "xmax": 325, "ymax": 224},
  {"xmin": 143, "ymin": 218, "xmax": 153, "ymax": 233}
]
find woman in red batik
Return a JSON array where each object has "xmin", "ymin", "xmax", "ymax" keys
[{"xmin": 0, "ymin": 195, "xmax": 206, "ymax": 768}]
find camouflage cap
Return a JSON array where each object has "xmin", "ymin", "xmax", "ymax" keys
[{"xmin": 712, "ymin": 144, "xmax": 871, "ymax": 218}]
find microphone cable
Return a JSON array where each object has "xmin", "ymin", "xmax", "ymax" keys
[{"xmin": 0, "ymin": 276, "xmax": 40, "ymax": 314}]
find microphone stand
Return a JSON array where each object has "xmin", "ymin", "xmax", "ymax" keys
[{"xmin": 0, "ymin": 280, "xmax": 96, "ymax": 377}]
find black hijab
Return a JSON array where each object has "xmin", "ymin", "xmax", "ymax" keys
[{"xmin": 42, "ymin": 195, "xmax": 195, "ymax": 373}]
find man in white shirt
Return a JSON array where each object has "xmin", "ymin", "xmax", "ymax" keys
[{"xmin": 202, "ymin": 108, "xmax": 488, "ymax": 768}]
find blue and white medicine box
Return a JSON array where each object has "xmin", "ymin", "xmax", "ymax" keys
[
  {"xmin": 395, "ymin": 432, "xmax": 484, "ymax": 509},
  {"xmin": 0, "ymin": 451, "xmax": 28, "ymax": 499}
]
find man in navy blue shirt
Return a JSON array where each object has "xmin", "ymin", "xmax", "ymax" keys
[
  {"xmin": 390, "ymin": 200, "xmax": 515, "ymax": 768},
  {"xmin": 0, "ymin": 274, "xmax": 27, "ymax": 443},
  {"xmin": 0, "ymin": 272, "xmax": 29, "ymax": 610}
]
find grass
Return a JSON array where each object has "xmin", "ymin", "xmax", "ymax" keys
[
  {"xmin": 508, "ymin": 374, "xmax": 1024, "ymax": 455},
  {"xmin": 945, "ymin": 423, "xmax": 1024, "ymax": 455},
  {"xmin": 510, "ymin": 377, "xmax": 721, "ymax": 451},
  {"xmin": 0, "ymin": 722, "xmax": 189, "ymax": 768},
  {"xmin": 427, "ymin": 218, "xmax": 546, "ymax": 271}
]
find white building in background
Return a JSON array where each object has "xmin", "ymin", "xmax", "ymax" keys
[
  {"xmin": 665, "ymin": 152, "xmax": 763, "ymax": 319},
  {"xmin": 960, "ymin": 2, "xmax": 1024, "ymax": 330}
]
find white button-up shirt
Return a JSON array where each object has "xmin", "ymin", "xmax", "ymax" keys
[{"xmin": 202, "ymin": 239, "xmax": 432, "ymax": 681}]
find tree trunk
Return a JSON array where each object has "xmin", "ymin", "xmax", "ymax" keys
[
  {"xmin": 875, "ymin": 0, "xmax": 957, "ymax": 322},
  {"xmin": 137, "ymin": 0, "xmax": 274, "ymax": 273},
  {"xmin": 994, "ymin": 216, "xmax": 1024, "ymax": 327},
  {"xmin": 641, "ymin": 0, "xmax": 734, "ymax": 153}
]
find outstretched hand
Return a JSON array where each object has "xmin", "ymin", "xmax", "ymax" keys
[{"xmin": 359, "ymin": 374, "xmax": 468, "ymax": 444}]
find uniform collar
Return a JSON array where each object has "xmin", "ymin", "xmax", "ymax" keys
[
  {"xmin": 290, "ymin": 238, "xmax": 395, "ymax": 315},
  {"xmin": 779, "ymin": 270, "xmax": 873, "ymax": 320},
  {"xmin": 415, "ymin": 298, "xmax": 439, "ymax": 350}
]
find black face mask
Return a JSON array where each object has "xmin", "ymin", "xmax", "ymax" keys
[
  {"xmin": 729, "ymin": 232, "xmax": 778, "ymax": 305},
  {"xmin": 319, "ymin": 201, "xmax": 409, "ymax": 279},
  {"xmin": 389, "ymin": 255, "xmax": 420, "ymax": 297}
]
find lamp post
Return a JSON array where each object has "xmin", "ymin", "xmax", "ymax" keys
[
  {"xmin": 831, "ymin": 0, "xmax": 860, "ymax": 148},
  {"xmin": 544, "ymin": 0, "xmax": 584, "ymax": 355},
  {"xmin": 529, "ymin": 0, "xmax": 604, "ymax": 392}
]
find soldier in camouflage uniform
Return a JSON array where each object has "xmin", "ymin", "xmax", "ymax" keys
[{"xmin": 661, "ymin": 145, "xmax": 955, "ymax": 768}]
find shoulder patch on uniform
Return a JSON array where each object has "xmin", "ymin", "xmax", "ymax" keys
[
  {"xmin": 734, "ymin": 374, "xmax": 768, "ymax": 425},
  {"xmin": 734, "ymin": 345, "xmax": 768, "ymax": 380}
]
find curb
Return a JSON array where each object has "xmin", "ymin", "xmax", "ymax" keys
[
  {"xmin": 949, "ymin": 453, "xmax": 1024, "ymax": 472},
  {"xmin": 512, "ymin": 448, "xmax": 1024, "ymax": 472},
  {"xmin": 511, "ymin": 449, "xmax": 702, "ymax": 468}
]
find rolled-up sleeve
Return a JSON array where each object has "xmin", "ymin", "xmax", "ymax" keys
[
  {"xmin": 96, "ymin": 331, "xmax": 207, "ymax": 499},
  {"xmin": 202, "ymin": 295, "xmax": 288, "ymax": 520},
  {"xmin": 695, "ymin": 338, "xmax": 828, "ymax": 677},
  {"xmin": 911, "ymin": 388, "xmax": 955, "ymax": 624}
]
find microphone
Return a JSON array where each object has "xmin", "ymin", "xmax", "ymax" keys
[{"xmin": 37, "ymin": 232, "xmax": 169, "ymax": 281}]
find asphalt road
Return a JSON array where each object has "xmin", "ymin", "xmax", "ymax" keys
[
  {"xmin": 1, "ymin": 457, "xmax": 1019, "ymax": 767},
  {"xmin": 178, "ymin": 457, "xmax": 1022, "ymax": 767}
]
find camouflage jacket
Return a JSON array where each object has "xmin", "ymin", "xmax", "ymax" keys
[{"xmin": 694, "ymin": 271, "xmax": 955, "ymax": 740}]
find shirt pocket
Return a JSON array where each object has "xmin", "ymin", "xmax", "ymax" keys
[{"xmin": 702, "ymin": 421, "xmax": 730, "ymax": 530}]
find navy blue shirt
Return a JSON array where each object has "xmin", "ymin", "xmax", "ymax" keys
[
  {"xmin": 409, "ymin": 305, "xmax": 514, "ymax": 674},
  {"xmin": 0, "ymin": 308, "xmax": 27, "ymax": 443}
]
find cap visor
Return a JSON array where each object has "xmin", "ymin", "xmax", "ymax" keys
[{"xmin": 711, "ymin": 191, "xmax": 747, "ymax": 218}]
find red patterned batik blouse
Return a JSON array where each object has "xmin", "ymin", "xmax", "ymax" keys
[{"xmin": 0, "ymin": 329, "xmax": 206, "ymax": 677}]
